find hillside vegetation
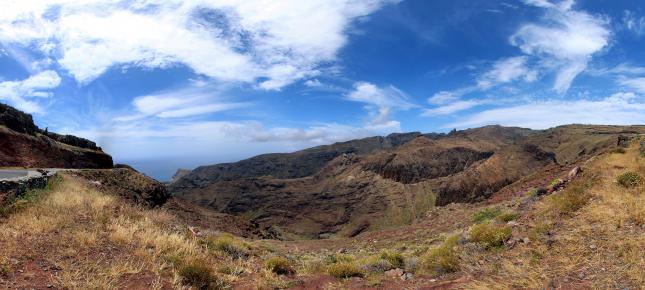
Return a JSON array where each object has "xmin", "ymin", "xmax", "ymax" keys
[{"xmin": 1, "ymin": 137, "xmax": 642, "ymax": 289}]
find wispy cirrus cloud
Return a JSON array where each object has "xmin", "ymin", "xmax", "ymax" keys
[{"xmin": 114, "ymin": 85, "xmax": 249, "ymax": 122}]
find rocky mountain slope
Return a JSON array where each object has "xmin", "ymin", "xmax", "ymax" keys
[
  {"xmin": 170, "ymin": 125, "xmax": 645, "ymax": 239},
  {"xmin": 0, "ymin": 103, "xmax": 113, "ymax": 168}
]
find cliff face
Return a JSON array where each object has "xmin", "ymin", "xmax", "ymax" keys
[
  {"xmin": 170, "ymin": 125, "xmax": 645, "ymax": 239},
  {"xmin": 0, "ymin": 103, "xmax": 113, "ymax": 169}
]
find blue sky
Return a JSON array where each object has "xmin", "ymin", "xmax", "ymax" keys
[{"xmin": 1, "ymin": 0, "xmax": 645, "ymax": 180}]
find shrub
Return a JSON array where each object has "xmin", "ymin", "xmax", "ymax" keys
[
  {"xmin": 365, "ymin": 258, "xmax": 393, "ymax": 273},
  {"xmin": 324, "ymin": 253, "xmax": 354, "ymax": 264},
  {"xmin": 497, "ymin": 212, "xmax": 518, "ymax": 222},
  {"xmin": 525, "ymin": 187, "xmax": 539, "ymax": 197},
  {"xmin": 179, "ymin": 262, "xmax": 227, "ymax": 290},
  {"xmin": 610, "ymin": 148, "xmax": 626, "ymax": 154},
  {"xmin": 218, "ymin": 265, "xmax": 245, "ymax": 276},
  {"xmin": 473, "ymin": 208, "xmax": 501, "ymax": 223},
  {"xmin": 419, "ymin": 235, "xmax": 460, "ymax": 275},
  {"xmin": 202, "ymin": 234, "xmax": 250, "ymax": 259},
  {"xmin": 469, "ymin": 223, "xmax": 512, "ymax": 249},
  {"xmin": 0, "ymin": 258, "xmax": 10, "ymax": 277},
  {"xmin": 616, "ymin": 171, "xmax": 643, "ymax": 188},
  {"xmin": 550, "ymin": 184, "xmax": 589, "ymax": 214},
  {"xmin": 378, "ymin": 250, "xmax": 404, "ymax": 269},
  {"xmin": 264, "ymin": 256, "xmax": 294, "ymax": 275},
  {"xmin": 327, "ymin": 262, "xmax": 364, "ymax": 279}
]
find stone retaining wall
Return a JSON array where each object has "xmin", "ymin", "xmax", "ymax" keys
[{"xmin": 0, "ymin": 171, "xmax": 57, "ymax": 206}]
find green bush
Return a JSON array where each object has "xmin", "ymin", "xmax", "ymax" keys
[
  {"xmin": 201, "ymin": 234, "xmax": 250, "ymax": 259},
  {"xmin": 327, "ymin": 262, "xmax": 364, "ymax": 279},
  {"xmin": 419, "ymin": 235, "xmax": 460, "ymax": 274},
  {"xmin": 179, "ymin": 262, "xmax": 227, "ymax": 290},
  {"xmin": 616, "ymin": 171, "xmax": 642, "ymax": 188},
  {"xmin": 378, "ymin": 250, "xmax": 404, "ymax": 269},
  {"xmin": 473, "ymin": 208, "xmax": 501, "ymax": 223},
  {"xmin": 469, "ymin": 223, "xmax": 512, "ymax": 249},
  {"xmin": 264, "ymin": 256, "xmax": 294, "ymax": 275},
  {"xmin": 497, "ymin": 212, "xmax": 518, "ymax": 222}
]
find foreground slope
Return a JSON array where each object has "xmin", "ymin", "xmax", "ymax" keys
[
  {"xmin": 0, "ymin": 134, "xmax": 642, "ymax": 290},
  {"xmin": 171, "ymin": 125, "xmax": 644, "ymax": 239}
]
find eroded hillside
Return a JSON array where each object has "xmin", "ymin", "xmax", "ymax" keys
[{"xmin": 170, "ymin": 125, "xmax": 645, "ymax": 239}]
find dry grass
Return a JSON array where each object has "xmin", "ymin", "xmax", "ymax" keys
[
  {"xmin": 0, "ymin": 175, "xmax": 234, "ymax": 289},
  {"xmin": 464, "ymin": 141, "xmax": 645, "ymax": 289}
]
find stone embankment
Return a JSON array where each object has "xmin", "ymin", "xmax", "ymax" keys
[{"xmin": 0, "ymin": 170, "xmax": 57, "ymax": 206}]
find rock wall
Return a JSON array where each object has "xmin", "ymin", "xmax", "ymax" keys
[{"xmin": 0, "ymin": 170, "xmax": 56, "ymax": 207}]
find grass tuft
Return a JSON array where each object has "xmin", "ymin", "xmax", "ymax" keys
[
  {"xmin": 201, "ymin": 234, "xmax": 250, "ymax": 259},
  {"xmin": 327, "ymin": 262, "xmax": 364, "ymax": 279},
  {"xmin": 469, "ymin": 223, "xmax": 512, "ymax": 249},
  {"xmin": 419, "ymin": 235, "xmax": 460, "ymax": 275},
  {"xmin": 616, "ymin": 171, "xmax": 642, "ymax": 188},
  {"xmin": 179, "ymin": 261, "xmax": 227, "ymax": 290},
  {"xmin": 473, "ymin": 207, "xmax": 501, "ymax": 223},
  {"xmin": 378, "ymin": 250, "xmax": 404, "ymax": 269},
  {"xmin": 264, "ymin": 256, "xmax": 293, "ymax": 275}
]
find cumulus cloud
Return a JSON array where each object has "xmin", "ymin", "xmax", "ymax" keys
[
  {"xmin": 0, "ymin": 70, "xmax": 61, "ymax": 113},
  {"xmin": 0, "ymin": 0, "xmax": 396, "ymax": 88},
  {"xmin": 449, "ymin": 92, "xmax": 645, "ymax": 129},
  {"xmin": 511, "ymin": 0, "xmax": 610, "ymax": 93}
]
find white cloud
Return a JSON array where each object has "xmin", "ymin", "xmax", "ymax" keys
[
  {"xmin": 347, "ymin": 82, "xmax": 413, "ymax": 109},
  {"xmin": 72, "ymin": 117, "xmax": 402, "ymax": 161},
  {"xmin": 449, "ymin": 92, "xmax": 645, "ymax": 129},
  {"xmin": 522, "ymin": 0, "xmax": 574, "ymax": 11},
  {"xmin": 0, "ymin": 0, "xmax": 396, "ymax": 88},
  {"xmin": 477, "ymin": 56, "xmax": 537, "ymax": 89},
  {"xmin": 511, "ymin": 1, "xmax": 610, "ymax": 93},
  {"xmin": 0, "ymin": 70, "xmax": 61, "ymax": 113},
  {"xmin": 347, "ymin": 82, "xmax": 413, "ymax": 127},
  {"xmin": 623, "ymin": 10, "xmax": 645, "ymax": 36},
  {"xmin": 619, "ymin": 77, "xmax": 645, "ymax": 93},
  {"xmin": 422, "ymin": 100, "xmax": 481, "ymax": 116},
  {"xmin": 304, "ymin": 79, "xmax": 323, "ymax": 87},
  {"xmin": 115, "ymin": 85, "xmax": 249, "ymax": 121}
]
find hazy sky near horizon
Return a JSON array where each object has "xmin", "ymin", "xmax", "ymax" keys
[{"xmin": 1, "ymin": 0, "xmax": 645, "ymax": 179}]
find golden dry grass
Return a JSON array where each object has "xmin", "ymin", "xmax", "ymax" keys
[
  {"xmin": 463, "ymin": 140, "xmax": 645, "ymax": 289},
  {"xmin": 0, "ymin": 175, "xmax": 258, "ymax": 289}
]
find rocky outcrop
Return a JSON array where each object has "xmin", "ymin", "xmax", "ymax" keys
[
  {"xmin": 0, "ymin": 103, "xmax": 113, "ymax": 168},
  {"xmin": 0, "ymin": 103, "xmax": 37, "ymax": 135},
  {"xmin": 71, "ymin": 169, "xmax": 170, "ymax": 208}
]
